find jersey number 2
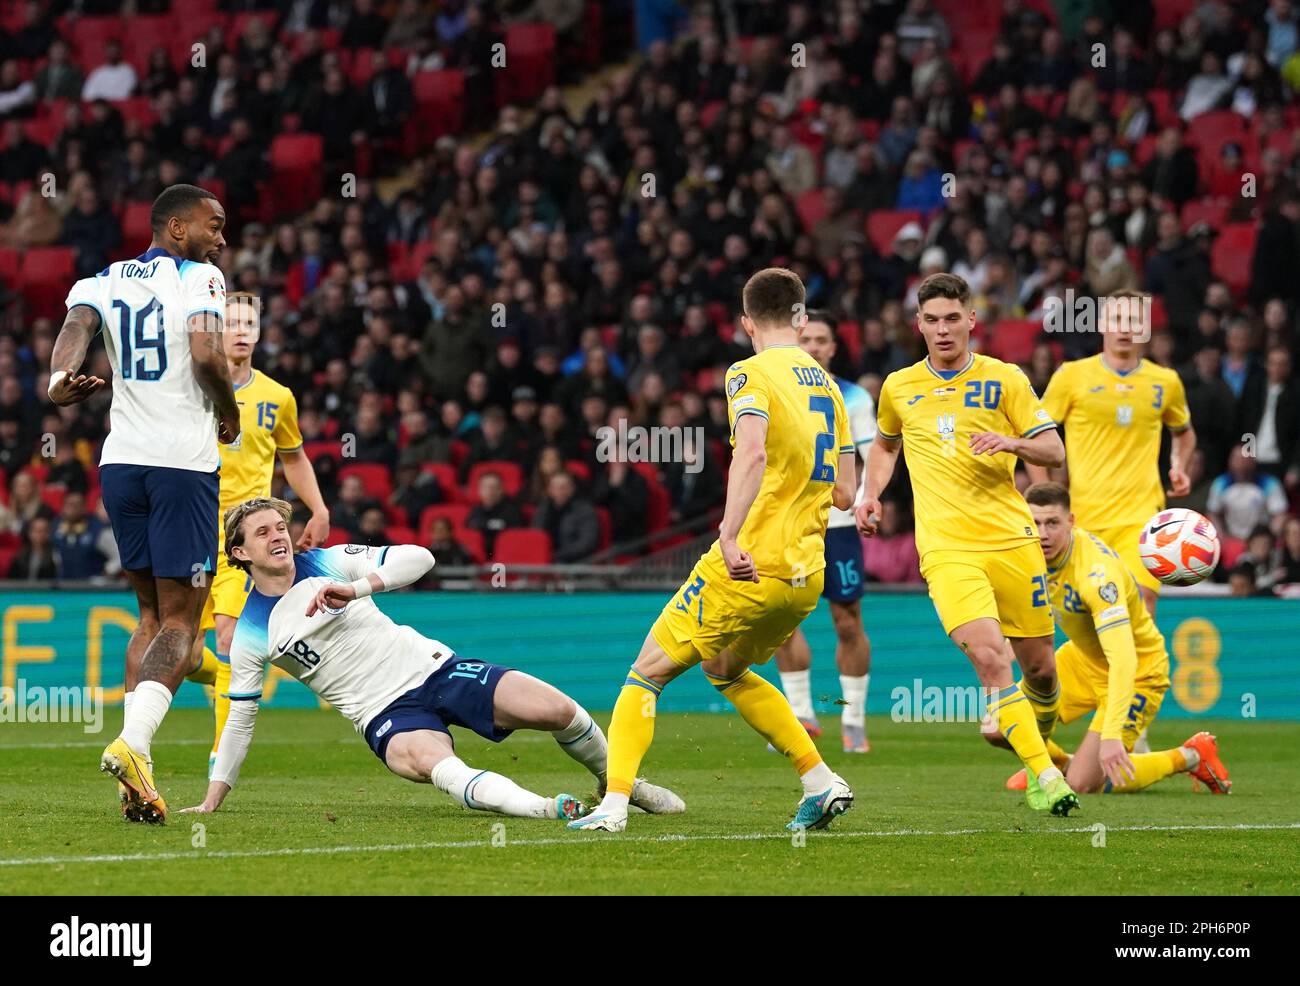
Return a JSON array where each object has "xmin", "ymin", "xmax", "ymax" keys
[{"xmin": 809, "ymin": 395, "xmax": 836, "ymax": 483}]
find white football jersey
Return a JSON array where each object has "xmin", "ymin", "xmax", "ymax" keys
[
  {"xmin": 828, "ymin": 374, "xmax": 876, "ymax": 529},
  {"xmin": 65, "ymin": 248, "xmax": 227, "ymax": 472},
  {"xmin": 228, "ymin": 545, "xmax": 451, "ymax": 732}
]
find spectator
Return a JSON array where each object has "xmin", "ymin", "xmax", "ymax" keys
[
  {"xmin": 11, "ymin": 515, "xmax": 57, "ymax": 581},
  {"xmin": 1207, "ymin": 444, "xmax": 1291, "ymax": 540},
  {"xmin": 61, "ymin": 186, "xmax": 122, "ymax": 279},
  {"xmin": 462, "ymin": 406, "xmax": 527, "ymax": 480},
  {"xmin": 592, "ymin": 458, "xmax": 649, "ymax": 544},
  {"xmin": 81, "ymin": 40, "xmax": 137, "ymax": 103},
  {"xmin": 1181, "ymin": 347, "xmax": 1238, "ymax": 473},
  {"xmin": 52, "ymin": 491, "xmax": 118, "ymax": 580},
  {"xmin": 349, "ymin": 405, "xmax": 399, "ymax": 472},
  {"xmin": 1220, "ymin": 319, "xmax": 1263, "ymax": 401},
  {"xmin": 355, "ymin": 506, "xmax": 392, "ymax": 547},
  {"xmin": 533, "ymin": 471, "xmax": 600, "ymax": 562},
  {"xmin": 1227, "ymin": 560, "xmax": 1261, "ymax": 596},
  {"xmin": 1241, "ymin": 526, "xmax": 1282, "ymax": 592},
  {"xmin": 1083, "ymin": 226, "xmax": 1138, "ymax": 297},
  {"xmin": 661, "ymin": 437, "xmax": 724, "ymax": 523},
  {"xmin": 331, "ymin": 474, "xmax": 381, "ymax": 537},
  {"xmin": 388, "ymin": 461, "xmax": 442, "ymax": 529},
  {"xmin": 862, "ymin": 500, "xmax": 922, "ymax": 583},
  {"xmin": 0, "ymin": 414, "xmax": 34, "ymax": 480},
  {"xmin": 33, "ymin": 38, "xmax": 82, "ymax": 102},
  {"xmin": 0, "ymin": 59, "xmax": 36, "ymax": 118},
  {"xmin": 1142, "ymin": 128, "xmax": 1199, "ymax": 207},
  {"xmin": 427, "ymin": 517, "xmax": 473, "ymax": 568},
  {"xmin": 1238, "ymin": 345, "xmax": 1300, "ymax": 484},
  {"xmin": 466, "ymin": 471, "xmax": 524, "ymax": 558},
  {"xmin": 1275, "ymin": 516, "xmax": 1300, "ymax": 585},
  {"xmin": 896, "ymin": 0, "xmax": 952, "ymax": 60}
]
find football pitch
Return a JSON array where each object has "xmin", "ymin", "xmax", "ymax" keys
[{"xmin": 2, "ymin": 709, "xmax": 1297, "ymax": 895}]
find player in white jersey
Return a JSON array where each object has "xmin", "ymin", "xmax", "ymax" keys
[
  {"xmin": 49, "ymin": 184, "xmax": 241, "ymax": 824},
  {"xmin": 772, "ymin": 312, "xmax": 877, "ymax": 752},
  {"xmin": 181, "ymin": 498, "xmax": 685, "ymax": 821}
]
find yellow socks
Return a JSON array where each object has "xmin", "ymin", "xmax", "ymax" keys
[
  {"xmin": 706, "ymin": 669, "xmax": 822, "ymax": 777},
  {"xmin": 187, "ymin": 646, "xmax": 220, "ymax": 687},
  {"xmin": 604, "ymin": 670, "xmax": 661, "ymax": 797},
  {"xmin": 211, "ymin": 653, "xmax": 232, "ymax": 761},
  {"xmin": 1108, "ymin": 748, "xmax": 1186, "ymax": 793},
  {"xmin": 988, "ymin": 683, "xmax": 1054, "ymax": 776},
  {"xmin": 1019, "ymin": 679, "xmax": 1060, "ymax": 742}
]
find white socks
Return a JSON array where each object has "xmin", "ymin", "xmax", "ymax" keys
[
  {"xmin": 801, "ymin": 762, "xmax": 834, "ymax": 795},
  {"xmin": 120, "ymin": 680, "xmax": 171, "ymax": 757},
  {"xmin": 839, "ymin": 674, "xmax": 868, "ymax": 728},
  {"xmin": 553, "ymin": 705, "xmax": 607, "ymax": 784},
  {"xmin": 1181, "ymin": 745, "xmax": 1201, "ymax": 771},
  {"xmin": 430, "ymin": 756, "xmax": 552, "ymax": 818},
  {"xmin": 779, "ymin": 670, "xmax": 814, "ymax": 720}
]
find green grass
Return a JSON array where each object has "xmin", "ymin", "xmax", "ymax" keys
[{"xmin": 2, "ymin": 709, "xmax": 1297, "ymax": 894}]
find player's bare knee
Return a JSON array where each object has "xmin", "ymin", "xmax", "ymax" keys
[
  {"xmin": 829, "ymin": 603, "xmax": 862, "ymax": 644},
  {"xmin": 967, "ymin": 644, "xmax": 1009, "ymax": 682}
]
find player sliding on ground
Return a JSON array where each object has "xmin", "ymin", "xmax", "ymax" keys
[
  {"xmin": 858, "ymin": 272, "xmax": 1080, "ymax": 815},
  {"xmin": 571, "ymin": 268, "xmax": 858, "ymax": 834},
  {"xmin": 180, "ymin": 497, "xmax": 685, "ymax": 821},
  {"xmin": 1000, "ymin": 482, "xmax": 1231, "ymax": 797}
]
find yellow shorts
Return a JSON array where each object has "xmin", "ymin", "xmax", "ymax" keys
[
  {"xmin": 199, "ymin": 553, "xmax": 253, "ymax": 633},
  {"xmin": 920, "ymin": 540, "xmax": 1054, "ymax": 639},
  {"xmin": 1056, "ymin": 640, "xmax": 1167, "ymax": 751},
  {"xmin": 650, "ymin": 553, "xmax": 823, "ymax": 668},
  {"xmin": 1091, "ymin": 522, "xmax": 1160, "ymax": 593}
]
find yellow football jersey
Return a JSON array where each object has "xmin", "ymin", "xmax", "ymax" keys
[
  {"xmin": 705, "ymin": 344, "xmax": 852, "ymax": 579},
  {"xmin": 877, "ymin": 352, "xmax": 1056, "ymax": 557},
  {"xmin": 1041, "ymin": 356, "xmax": 1190, "ymax": 530},
  {"xmin": 1046, "ymin": 527, "xmax": 1169, "ymax": 691},
  {"xmin": 218, "ymin": 369, "xmax": 303, "ymax": 517}
]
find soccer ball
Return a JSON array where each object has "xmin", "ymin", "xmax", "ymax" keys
[{"xmin": 1138, "ymin": 509, "xmax": 1221, "ymax": 586}]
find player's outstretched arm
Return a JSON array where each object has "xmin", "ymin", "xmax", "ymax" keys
[
  {"xmin": 857, "ymin": 436, "xmax": 900, "ymax": 536},
  {"xmin": 1168, "ymin": 424, "xmax": 1197, "ymax": 497},
  {"xmin": 48, "ymin": 305, "xmax": 106, "ymax": 406},
  {"xmin": 832, "ymin": 450, "xmax": 857, "ymax": 511},
  {"xmin": 188, "ymin": 311, "xmax": 241, "ymax": 443},
  {"xmin": 718, "ymin": 413, "xmax": 768, "ymax": 582},
  {"xmin": 180, "ymin": 699, "xmax": 258, "ymax": 814},
  {"xmin": 305, "ymin": 544, "xmax": 435, "ymax": 615},
  {"xmin": 280, "ymin": 448, "xmax": 331, "ymax": 549},
  {"xmin": 969, "ymin": 428, "xmax": 1065, "ymax": 468}
]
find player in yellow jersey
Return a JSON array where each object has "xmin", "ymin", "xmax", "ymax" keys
[
  {"xmin": 858, "ymin": 272, "xmax": 1080, "ymax": 815},
  {"xmin": 189, "ymin": 292, "xmax": 330, "ymax": 777},
  {"xmin": 570, "ymin": 268, "xmax": 859, "ymax": 833},
  {"xmin": 1005, "ymin": 482, "xmax": 1230, "ymax": 796},
  {"xmin": 1026, "ymin": 290, "xmax": 1197, "ymax": 617}
]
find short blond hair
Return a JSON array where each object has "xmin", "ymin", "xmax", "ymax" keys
[{"xmin": 224, "ymin": 497, "xmax": 293, "ymax": 573}]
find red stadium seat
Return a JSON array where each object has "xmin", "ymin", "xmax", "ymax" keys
[
  {"xmin": 1219, "ymin": 537, "xmax": 1247, "ymax": 570},
  {"xmin": 466, "ymin": 461, "xmax": 524, "ymax": 499},
  {"xmin": 228, "ymin": 10, "xmax": 277, "ymax": 43},
  {"xmin": 1153, "ymin": 0, "xmax": 1196, "ymax": 32},
  {"xmin": 339, "ymin": 462, "xmax": 393, "ymax": 500},
  {"xmin": 323, "ymin": 529, "xmax": 353, "ymax": 548},
  {"xmin": 1212, "ymin": 223, "xmax": 1257, "ymax": 296},
  {"xmin": 795, "ymin": 188, "xmax": 828, "ymax": 233},
  {"xmin": 866, "ymin": 210, "xmax": 922, "ymax": 255},
  {"xmin": 455, "ymin": 527, "xmax": 486, "ymax": 563},
  {"xmin": 0, "ymin": 248, "xmax": 19, "ymax": 285},
  {"xmin": 418, "ymin": 504, "xmax": 470, "ymax": 543},
  {"xmin": 385, "ymin": 526, "xmax": 417, "ymax": 545},
  {"xmin": 837, "ymin": 320, "xmax": 863, "ymax": 366},
  {"xmin": 985, "ymin": 319, "xmax": 1043, "ymax": 366},
  {"xmin": 494, "ymin": 528, "xmax": 552, "ymax": 565},
  {"xmin": 595, "ymin": 507, "xmax": 612, "ymax": 550},
  {"xmin": 409, "ymin": 70, "xmax": 466, "ymax": 149},
  {"xmin": 69, "ymin": 16, "xmax": 126, "ymax": 63},
  {"xmin": 269, "ymin": 134, "xmax": 324, "ymax": 216},
  {"xmin": 0, "ymin": 546, "xmax": 16, "ymax": 579},
  {"xmin": 1181, "ymin": 198, "xmax": 1229, "ymax": 231},
  {"xmin": 564, "ymin": 459, "xmax": 591, "ymax": 484},
  {"xmin": 20, "ymin": 247, "xmax": 77, "ymax": 319},
  {"xmin": 41, "ymin": 486, "xmax": 66, "ymax": 514},
  {"xmin": 303, "ymin": 439, "xmax": 344, "ymax": 463},
  {"xmin": 1186, "ymin": 110, "xmax": 1249, "ymax": 153},
  {"xmin": 645, "ymin": 481, "xmax": 671, "ymax": 534},
  {"xmin": 497, "ymin": 23, "xmax": 556, "ymax": 106},
  {"xmin": 122, "ymin": 201, "xmax": 153, "ymax": 251},
  {"xmin": 420, "ymin": 462, "xmax": 460, "ymax": 501}
]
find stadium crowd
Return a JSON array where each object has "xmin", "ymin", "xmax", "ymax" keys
[{"xmin": 1, "ymin": 0, "xmax": 1299, "ymax": 593}]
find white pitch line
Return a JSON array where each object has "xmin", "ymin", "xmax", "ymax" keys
[
  {"xmin": 2, "ymin": 822, "xmax": 1297, "ymax": 868},
  {"xmin": 1, "ymin": 737, "xmax": 353, "ymax": 750}
]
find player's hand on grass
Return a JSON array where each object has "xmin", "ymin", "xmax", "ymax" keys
[
  {"xmin": 968, "ymin": 432, "xmax": 1018, "ymax": 456},
  {"xmin": 297, "ymin": 512, "xmax": 330, "ymax": 550},
  {"xmin": 48, "ymin": 372, "xmax": 105, "ymax": 407},
  {"xmin": 307, "ymin": 581, "xmax": 357, "ymax": 616},
  {"xmin": 1099, "ymin": 738, "xmax": 1137, "ymax": 789},
  {"xmin": 179, "ymin": 800, "xmax": 219, "ymax": 815},
  {"xmin": 856, "ymin": 498, "xmax": 881, "ymax": 537},
  {"xmin": 1167, "ymin": 464, "xmax": 1191, "ymax": 498},
  {"xmin": 720, "ymin": 538, "xmax": 758, "ymax": 582}
]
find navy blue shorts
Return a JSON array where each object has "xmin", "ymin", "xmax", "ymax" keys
[
  {"xmin": 99, "ymin": 464, "xmax": 219, "ymax": 579},
  {"xmin": 364, "ymin": 658, "xmax": 514, "ymax": 763},
  {"xmin": 822, "ymin": 526, "xmax": 866, "ymax": 603}
]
